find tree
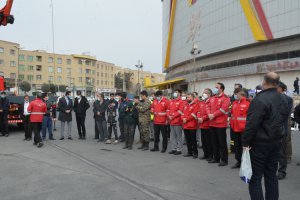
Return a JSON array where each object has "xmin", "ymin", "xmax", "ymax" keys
[
  {"xmin": 58, "ymin": 85, "xmax": 67, "ymax": 92},
  {"xmin": 49, "ymin": 83, "xmax": 58, "ymax": 94},
  {"xmin": 124, "ymin": 72, "xmax": 133, "ymax": 90},
  {"xmin": 19, "ymin": 81, "xmax": 31, "ymax": 94},
  {"xmin": 114, "ymin": 72, "xmax": 123, "ymax": 90},
  {"xmin": 41, "ymin": 83, "xmax": 50, "ymax": 93}
]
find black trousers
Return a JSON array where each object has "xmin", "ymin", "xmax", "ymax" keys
[
  {"xmin": 294, "ymin": 86, "xmax": 299, "ymax": 95},
  {"xmin": 154, "ymin": 124, "xmax": 168, "ymax": 150},
  {"xmin": 233, "ymin": 132, "xmax": 243, "ymax": 164},
  {"xmin": 0, "ymin": 113, "xmax": 9, "ymax": 135},
  {"xmin": 210, "ymin": 127, "xmax": 228, "ymax": 163},
  {"xmin": 230, "ymin": 128, "xmax": 235, "ymax": 152},
  {"xmin": 201, "ymin": 129, "xmax": 213, "ymax": 158},
  {"xmin": 119, "ymin": 118, "xmax": 125, "ymax": 140},
  {"xmin": 184, "ymin": 129, "xmax": 198, "ymax": 156},
  {"xmin": 166, "ymin": 125, "xmax": 171, "ymax": 139},
  {"xmin": 76, "ymin": 114, "xmax": 86, "ymax": 137},
  {"xmin": 249, "ymin": 142, "xmax": 281, "ymax": 200},
  {"xmin": 124, "ymin": 123, "xmax": 135, "ymax": 147},
  {"xmin": 31, "ymin": 122, "xmax": 42, "ymax": 144},
  {"xmin": 94, "ymin": 121, "xmax": 99, "ymax": 139},
  {"xmin": 108, "ymin": 123, "xmax": 118, "ymax": 140},
  {"xmin": 23, "ymin": 115, "xmax": 32, "ymax": 139},
  {"xmin": 278, "ymin": 137, "xmax": 287, "ymax": 176}
]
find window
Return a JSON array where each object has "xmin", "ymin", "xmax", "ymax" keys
[
  {"xmin": 36, "ymin": 56, "xmax": 42, "ymax": 62},
  {"xmin": 27, "ymin": 75, "xmax": 34, "ymax": 81},
  {"xmin": 78, "ymin": 77, "xmax": 82, "ymax": 82},
  {"xmin": 92, "ymin": 61, "xmax": 96, "ymax": 66},
  {"xmin": 18, "ymin": 75, "xmax": 25, "ymax": 80},
  {"xmin": 27, "ymin": 56, "xmax": 34, "ymax": 62},
  {"xmin": 19, "ymin": 65, "xmax": 25, "ymax": 71},
  {"xmin": 97, "ymin": 72, "xmax": 99, "ymax": 77},
  {"xmin": 67, "ymin": 59, "xmax": 71, "ymax": 65},
  {"xmin": 48, "ymin": 57, "xmax": 53, "ymax": 63},
  {"xmin": 78, "ymin": 68, "xmax": 82, "ymax": 74},
  {"xmin": 36, "ymin": 65, "xmax": 42, "ymax": 71},
  {"xmin": 86, "ymin": 61, "xmax": 90, "ymax": 66},
  {"xmin": 85, "ymin": 69, "xmax": 90, "ymax": 74},
  {"xmin": 10, "ymin": 73, "xmax": 16, "ymax": 79},
  {"xmin": 48, "ymin": 66, "xmax": 54, "ymax": 73},
  {"xmin": 78, "ymin": 60, "xmax": 82, "ymax": 64},
  {"xmin": 28, "ymin": 65, "xmax": 34, "ymax": 71},
  {"xmin": 10, "ymin": 61, "xmax": 16, "ymax": 67},
  {"xmin": 92, "ymin": 70, "xmax": 95, "ymax": 75},
  {"xmin": 10, "ymin": 49, "xmax": 16, "ymax": 55},
  {"xmin": 36, "ymin": 75, "xmax": 42, "ymax": 80},
  {"xmin": 48, "ymin": 76, "xmax": 54, "ymax": 82},
  {"xmin": 57, "ymin": 76, "xmax": 62, "ymax": 83},
  {"xmin": 0, "ymin": 47, "xmax": 4, "ymax": 53},
  {"xmin": 19, "ymin": 54, "xmax": 25, "ymax": 61},
  {"xmin": 57, "ymin": 58, "xmax": 62, "ymax": 64},
  {"xmin": 0, "ymin": 59, "xmax": 4, "ymax": 65},
  {"xmin": 57, "ymin": 67, "xmax": 62, "ymax": 73}
]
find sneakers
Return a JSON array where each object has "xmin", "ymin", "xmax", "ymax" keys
[
  {"xmin": 68, "ymin": 137, "xmax": 73, "ymax": 140},
  {"xmin": 161, "ymin": 149, "xmax": 166, "ymax": 153},
  {"xmin": 169, "ymin": 150, "xmax": 177, "ymax": 154},
  {"xmin": 37, "ymin": 142, "xmax": 44, "ymax": 148},
  {"xmin": 174, "ymin": 151, "xmax": 182, "ymax": 155},
  {"xmin": 105, "ymin": 139, "xmax": 112, "ymax": 144},
  {"xmin": 150, "ymin": 148, "xmax": 159, "ymax": 152},
  {"xmin": 60, "ymin": 137, "xmax": 64, "ymax": 140},
  {"xmin": 218, "ymin": 161, "xmax": 228, "ymax": 167},
  {"xmin": 49, "ymin": 137, "xmax": 56, "ymax": 140},
  {"xmin": 114, "ymin": 140, "xmax": 119, "ymax": 144}
]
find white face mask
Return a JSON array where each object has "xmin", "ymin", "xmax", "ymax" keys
[
  {"xmin": 181, "ymin": 96, "xmax": 187, "ymax": 101},
  {"xmin": 156, "ymin": 96, "xmax": 162, "ymax": 101},
  {"xmin": 202, "ymin": 93, "xmax": 208, "ymax": 100},
  {"xmin": 173, "ymin": 93, "xmax": 178, "ymax": 98}
]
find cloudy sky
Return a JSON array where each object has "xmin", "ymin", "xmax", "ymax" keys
[{"xmin": 0, "ymin": 0, "xmax": 163, "ymax": 73}]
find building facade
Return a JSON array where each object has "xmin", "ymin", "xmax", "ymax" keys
[{"xmin": 162, "ymin": 0, "xmax": 300, "ymax": 94}]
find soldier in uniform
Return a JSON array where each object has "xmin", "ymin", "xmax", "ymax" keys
[
  {"xmin": 106, "ymin": 95, "xmax": 119, "ymax": 144},
  {"xmin": 136, "ymin": 90, "xmax": 151, "ymax": 151}
]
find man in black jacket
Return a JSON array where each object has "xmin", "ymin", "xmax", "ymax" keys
[
  {"xmin": 58, "ymin": 91, "xmax": 73, "ymax": 140},
  {"xmin": 243, "ymin": 72, "xmax": 289, "ymax": 200},
  {"xmin": 74, "ymin": 91, "xmax": 90, "ymax": 140},
  {"xmin": 0, "ymin": 92, "xmax": 10, "ymax": 137},
  {"xmin": 93, "ymin": 93, "xmax": 108, "ymax": 142},
  {"xmin": 293, "ymin": 77, "xmax": 299, "ymax": 95}
]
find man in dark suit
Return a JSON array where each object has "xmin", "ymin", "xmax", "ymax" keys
[
  {"xmin": 0, "ymin": 91, "xmax": 10, "ymax": 137},
  {"xmin": 58, "ymin": 91, "xmax": 73, "ymax": 140},
  {"xmin": 73, "ymin": 91, "xmax": 90, "ymax": 140},
  {"xmin": 93, "ymin": 93, "xmax": 108, "ymax": 142},
  {"xmin": 20, "ymin": 95, "xmax": 32, "ymax": 141}
]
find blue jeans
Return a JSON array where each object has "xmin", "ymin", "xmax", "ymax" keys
[
  {"xmin": 249, "ymin": 142, "xmax": 281, "ymax": 200},
  {"xmin": 42, "ymin": 116, "xmax": 53, "ymax": 139}
]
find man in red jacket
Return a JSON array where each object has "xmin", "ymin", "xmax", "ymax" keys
[
  {"xmin": 150, "ymin": 90, "xmax": 170, "ymax": 153},
  {"xmin": 167, "ymin": 89, "xmax": 187, "ymax": 155},
  {"xmin": 197, "ymin": 88, "xmax": 213, "ymax": 160},
  {"xmin": 182, "ymin": 93, "xmax": 199, "ymax": 159},
  {"xmin": 230, "ymin": 88, "xmax": 250, "ymax": 169},
  {"xmin": 27, "ymin": 93, "xmax": 47, "ymax": 148},
  {"xmin": 208, "ymin": 82, "xmax": 231, "ymax": 166}
]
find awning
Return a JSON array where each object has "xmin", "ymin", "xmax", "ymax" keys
[
  {"xmin": 144, "ymin": 78, "xmax": 185, "ymax": 89},
  {"xmin": 72, "ymin": 54, "xmax": 97, "ymax": 61}
]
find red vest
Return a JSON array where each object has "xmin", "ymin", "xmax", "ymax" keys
[
  {"xmin": 181, "ymin": 101, "xmax": 199, "ymax": 130},
  {"xmin": 197, "ymin": 99, "xmax": 210, "ymax": 129},
  {"xmin": 230, "ymin": 97, "xmax": 250, "ymax": 133},
  {"xmin": 151, "ymin": 97, "xmax": 170, "ymax": 125},
  {"xmin": 27, "ymin": 98, "xmax": 47, "ymax": 123},
  {"xmin": 208, "ymin": 93, "xmax": 230, "ymax": 128}
]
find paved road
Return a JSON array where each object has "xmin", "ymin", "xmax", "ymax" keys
[{"xmin": 0, "ymin": 109, "xmax": 299, "ymax": 200}]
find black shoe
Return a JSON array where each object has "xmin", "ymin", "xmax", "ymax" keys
[
  {"xmin": 206, "ymin": 157, "xmax": 213, "ymax": 162},
  {"xmin": 78, "ymin": 136, "xmax": 83, "ymax": 140},
  {"xmin": 277, "ymin": 173, "xmax": 286, "ymax": 180},
  {"xmin": 142, "ymin": 143, "xmax": 149, "ymax": 151},
  {"xmin": 231, "ymin": 163, "xmax": 241, "ymax": 169},
  {"xmin": 0, "ymin": 134, "xmax": 4, "ymax": 137},
  {"xmin": 123, "ymin": 146, "xmax": 128, "ymax": 149},
  {"xmin": 208, "ymin": 160, "xmax": 220, "ymax": 164},
  {"xmin": 161, "ymin": 149, "xmax": 166, "ymax": 153},
  {"xmin": 150, "ymin": 148, "xmax": 159, "ymax": 152},
  {"xmin": 33, "ymin": 142, "xmax": 38, "ymax": 146},
  {"xmin": 174, "ymin": 151, "xmax": 182, "ymax": 155},
  {"xmin": 42, "ymin": 137, "xmax": 46, "ymax": 141},
  {"xmin": 37, "ymin": 142, "xmax": 44, "ymax": 148},
  {"xmin": 49, "ymin": 137, "xmax": 56, "ymax": 140},
  {"xmin": 199, "ymin": 156, "xmax": 208, "ymax": 160},
  {"xmin": 169, "ymin": 150, "xmax": 177, "ymax": 154},
  {"xmin": 53, "ymin": 128, "xmax": 57, "ymax": 131},
  {"xmin": 27, "ymin": 138, "xmax": 32, "ymax": 141},
  {"xmin": 60, "ymin": 137, "xmax": 64, "ymax": 140},
  {"xmin": 218, "ymin": 161, "xmax": 228, "ymax": 167},
  {"xmin": 137, "ymin": 144, "xmax": 145, "ymax": 150},
  {"xmin": 119, "ymin": 139, "xmax": 125, "ymax": 142},
  {"xmin": 5, "ymin": 134, "xmax": 9, "ymax": 137},
  {"xmin": 193, "ymin": 155, "xmax": 198, "ymax": 159},
  {"xmin": 23, "ymin": 138, "xmax": 28, "ymax": 141},
  {"xmin": 82, "ymin": 137, "xmax": 86, "ymax": 140},
  {"xmin": 68, "ymin": 137, "xmax": 73, "ymax": 140},
  {"xmin": 183, "ymin": 154, "xmax": 193, "ymax": 157},
  {"xmin": 297, "ymin": 163, "xmax": 300, "ymax": 166},
  {"xmin": 94, "ymin": 137, "xmax": 99, "ymax": 140},
  {"xmin": 128, "ymin": 146, "xmax": 133, "ymax": 150}
]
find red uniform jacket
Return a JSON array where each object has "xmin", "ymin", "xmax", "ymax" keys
[
  {"xmin": 27, "ymin": 98, "xmax": 47, "ymax": 123},
  {"xmin": 151, "ymin": 97, "xmax": 170, "ymax": 125},
  {"xmin": 230, "ymin": 97, "xmax": 250, "ymax": 133},
  {"xmin": 181, "ymin": 100, "xmax": 199, "ymax": 130},
  {"xmin": 167, "ymin": 98, "xmax": 186, "ymax": 126},
  {"xmin": 197, "ymin": 99, "xmax": 210, "ymax": 129},
  {"xmin": 208, "ymin": 93, "xmax": 230, "ymax": 128}
]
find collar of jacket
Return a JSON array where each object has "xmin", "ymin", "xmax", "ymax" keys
[
  {"xmin": 258, "ymin": 87, "xmax": 277, "ymax": 95},
  {"xmin": 239, "ymin": 96, "xmax": 247, "ymax": 103}
]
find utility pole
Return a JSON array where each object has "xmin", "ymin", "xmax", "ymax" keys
[{"xmin": 135, "ymin": 60, "xmax": 143, "ymax": 95}]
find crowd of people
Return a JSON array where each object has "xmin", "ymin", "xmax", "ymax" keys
[{"xmin": 0, "ymin": 72, "xmax": 298, "ymax": 200}]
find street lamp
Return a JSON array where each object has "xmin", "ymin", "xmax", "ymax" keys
[
  {"xmin": 135, "ymin": 60, "xmax": 143, "ymax": 95},
  {"xmin": 190, "ymin": 44, "xmax": 201, "ymax": 92},
  {"xmin": 80, "ymin": 59, "xmax": 86, "ymax": 95},
  {"xmin": 13, "ymin": 45, "xmax": 21, "ymax": 94}
]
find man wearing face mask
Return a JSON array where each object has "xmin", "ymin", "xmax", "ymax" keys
[
  {"xmin": 73, "ymin": 91, "xmax": 90, "ymax": 140},
  {"xmin": 0, "ymin": 91, "xmax": 10, "ymax": 137},
  {"xmin": 167, "ymin": 89, "xmax": 187, "ymax": 155},
  {"xmin": 150, "ymin": 90, "xmax": 170, "ymax": 153},
  {"xmin": 197, "ymin": 89, "xmax": 213, "ymax": 161},
  {"xmin": 230, "ymin": 88, "xmax": 250, "ymax": 169},
  {"xmin": 207, "ymin": 83, "xmax": 230, "ymax": 166}
]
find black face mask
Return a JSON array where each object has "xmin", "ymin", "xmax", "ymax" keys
[{"xmin": 188, "ymin": 100, "xmax": 192, "ymax": 103}]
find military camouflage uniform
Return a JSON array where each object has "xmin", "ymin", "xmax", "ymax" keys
[{"xmin": 136, "ymin": 98, "xmax": 151, "ymax": 149}]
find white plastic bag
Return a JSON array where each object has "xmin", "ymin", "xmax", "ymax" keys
[{"xmin": 239, "ymin": 148, "xmax": 252, "ymax": 184}]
